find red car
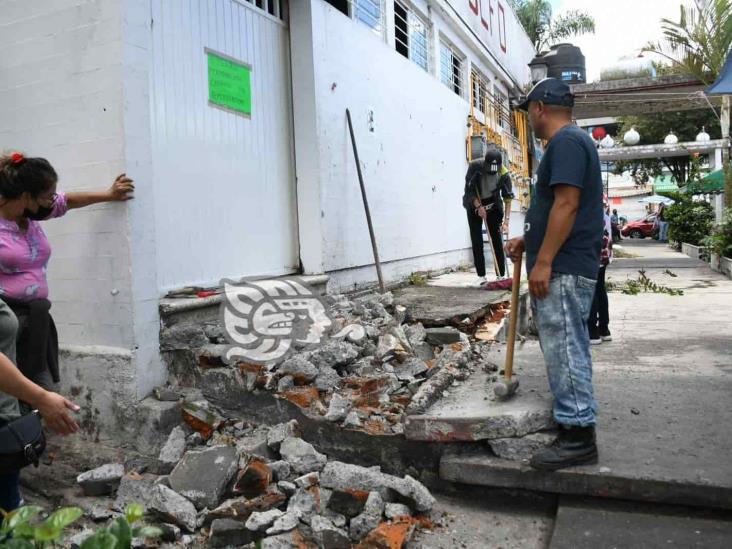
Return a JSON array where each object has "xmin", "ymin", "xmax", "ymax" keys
[{"xmin": 621, "ymin": 215, "xmax": 657, "ymax": 239}]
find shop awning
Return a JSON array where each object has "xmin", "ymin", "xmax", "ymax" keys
[
  {"xmin": 687, "ymin": 169, "xmax": 725, "ymax": 194},
  {"xmin": 653, "ymin": 175, "xmax": 679, "ymax": 193}
]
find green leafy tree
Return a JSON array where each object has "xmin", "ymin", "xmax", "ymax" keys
[
  {"xmin": 508, "ymin": 0, "xmax": 595, "ymax": 51},
  {"xmin": 664, "ymin": 193, "xmax": 715, "ymax": 246},
  {"xmin": 643, "ymin": 0, "xmax": 732, "ymax": 205},
  {"xmin": 643, "ymin": 0, "xmax": 732, "ymax": 85},
  {"xmin": 615, "ymin": 109, "xmax": 720, "ymax": 184}
]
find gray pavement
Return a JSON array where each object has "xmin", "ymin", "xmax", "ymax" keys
[{"xmin": 441, "ymin": 240, "xmax": 732, "ymax": 509}]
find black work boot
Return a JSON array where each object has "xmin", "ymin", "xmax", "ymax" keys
[{"xmin": 529, "ymin": 425, "xmax": 598, "ymax": 471}]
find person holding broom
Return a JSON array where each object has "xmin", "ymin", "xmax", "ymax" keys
[{"xmin": 462, "ymin": 144, "xmax": 514, "ymax": 286}]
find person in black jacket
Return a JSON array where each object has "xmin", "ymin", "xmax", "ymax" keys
[{"xmin": 462, "ymin": 146, "xmax": 514, "ymax": 285}]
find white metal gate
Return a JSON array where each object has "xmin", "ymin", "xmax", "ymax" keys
[{"xmin": 150, "ymin": 0, "xmax": 297, "ymax": 290}]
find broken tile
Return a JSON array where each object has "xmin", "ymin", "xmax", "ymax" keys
[
  {"xmin": 233, "ymin": 459, "xmax": 273, "ymax": 498},
  {"xmin": 169, "ymin": 446, "xmax": 239, "ymax": 509},
  {"xmin": 181, "ymin": 401, "xmax": 223, "ymax": 440}
]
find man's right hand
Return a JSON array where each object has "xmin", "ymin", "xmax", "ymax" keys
[
  {"xmin": 34, "ymin": 391, "xmax": 80, "ymax": 435},
  {"xmin": 505, "ymin": 236, "xmax": 525, "ymax": 262},
  {"xmin": 477, "ymin": 206, "xmax": 487, "ymax": 220}
]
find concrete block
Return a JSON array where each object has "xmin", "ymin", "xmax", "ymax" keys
[
  {"xmin": 76, "ymin": 463, "xmax": 124, "ymax": 496},
  {"xmin": 169, "ymin": 446, "xmax": 239, "ymax": 509},
  {"xmin": 488, "ymin": 432, "xmax": 556, "ymax": 462}
]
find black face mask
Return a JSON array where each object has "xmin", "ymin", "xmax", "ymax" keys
[{"xmin": 23, "ymin": 205, "xmax": 54, "ymax": 221}]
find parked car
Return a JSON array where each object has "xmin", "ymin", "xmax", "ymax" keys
[{"xmin": 622, "ymin": 215, "xmax": 657, "ymax": 238}]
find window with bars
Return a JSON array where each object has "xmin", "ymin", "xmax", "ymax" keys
[
  {"xmin": 394, "ymin": 1, "xmax": 429, "ymax": 72},
  {"xmin": 494, "ymin": 88, "xmax": 512, "ymax": 132},
  {"xmin": 439, "ymin": 39, "xmax": 464, "ymax": 96},
  {"xmin": 471, "ymin": 68, "xmax": 488, "ymax": 113},
  {"xmin": 324, "ymin": 0, "xmax": 385, "ymax": 35},
  {"xmin": 243, "ymin": 0, "xmax": 287, "ymax": 21}
]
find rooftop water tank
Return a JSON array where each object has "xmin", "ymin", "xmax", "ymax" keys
[{"xmin": 542, "ymin": 43, "xmax": 586, "ymax": 84}]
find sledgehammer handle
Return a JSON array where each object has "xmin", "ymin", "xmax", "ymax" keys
[{"xmin": 504, "ymin": 253, "xmax": 522, "ymax": 381}]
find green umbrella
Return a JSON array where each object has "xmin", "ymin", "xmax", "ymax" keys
[{"xmin": 688, "ymin": 170, "xmax": 724, "ymax": 194}]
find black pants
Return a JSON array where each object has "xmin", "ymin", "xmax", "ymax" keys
[
  {"xmin": 467, "ymin": 201, "xmax": 506, "ymax": 277},
  {"xmin": 588, "ymin": 265, "xmax": 609, "ymax": 336}
]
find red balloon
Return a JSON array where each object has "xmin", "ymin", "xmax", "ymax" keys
[{"xmin": 592, "ymin": 127, "xmax": 607, "ymax": 140}]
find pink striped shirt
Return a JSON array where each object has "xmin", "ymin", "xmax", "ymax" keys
[{"xmin": 0, "ymin": 192, "xmax": 68, "ymax": 301}]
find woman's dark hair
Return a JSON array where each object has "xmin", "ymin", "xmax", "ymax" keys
[{"xmin": 0, "ymin": 153, "xmax": 57, "ymax": 200}]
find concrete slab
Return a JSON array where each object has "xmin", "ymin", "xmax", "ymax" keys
[
  {"xmin": 393, "ymin": 285, "xmax": 512, "ymax": 327},
  {"xmin": 405, "ymin": 344, "xmax": 554, "ymax": 442},
  {"xmin": 406, "ymin": 489, "xmax": 555, "ymax": 549},
  {"xmin": 441, "ymin": 241, "xmax": 732, "ymax": 510},
  {"xmin": 550, "ymin": 497, "xmax": 732, "ymax": 549}
]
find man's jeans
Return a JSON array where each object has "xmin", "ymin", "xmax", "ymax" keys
[
  {"xmin": 658, "ymin": 221, "xmax": 669, "ymax": 242},
  {"xmin": 532, "ymin": 273, "xmax": 598, "ymax": 427}
]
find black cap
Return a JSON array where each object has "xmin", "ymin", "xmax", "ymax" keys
[
  {"xmin": 516, "ymin": 78, "xmax": 575, "ymax": 111},
  {"xmin": 484, "ymin": 147, "xmax": 502, "ymax": 174}
]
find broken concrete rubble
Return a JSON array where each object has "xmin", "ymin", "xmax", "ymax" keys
[
  {"xmin": 157, "ymin": 425, "xmax": 187, "ymax": 474},
  {"xmin": 280, "ymin": 437, "xmax": 328, "ymax": 475},
  {"xmin": 168, "ymin": 445, "xmax": 238, "ymax": 509},
  {"xmin": 210, "ymin": 518, "xmax": 257, "ymax": 547},
  {"xmin": 76, "ymin": 463, "xmax": 124, "ymax": 496}
]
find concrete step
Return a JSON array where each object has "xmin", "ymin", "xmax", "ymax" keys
[
  {"xmin": 549, "ymin": 496, "xmax": 732, "ymax": 549},
  {"xmin": 404, "ymin": 343, "xmax": 554, "ymax": 442},
  {"xmin": 438, "ymin": 336, "xmax": 732, "ymax": 510}
]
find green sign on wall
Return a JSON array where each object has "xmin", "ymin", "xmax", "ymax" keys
[{"xmin": 206, "ymin": 48, "xmax": 251, "ymax": 117}]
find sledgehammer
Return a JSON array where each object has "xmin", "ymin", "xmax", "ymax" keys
[{"xmin": 494, "ymin": 252, "xmax": 522, "ymax": 398}]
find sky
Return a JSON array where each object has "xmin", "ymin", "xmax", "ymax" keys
[{"xmin": 549, "ymin": 0, "xmax": 688, "ymax": 82}]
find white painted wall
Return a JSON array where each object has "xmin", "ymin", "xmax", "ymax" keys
[
  {"xmin": 293, "ymin": 0, "xmax": 530, "ymax": 290},
  {"xmin": 0, "ymin": 0, "xmax": 134, "ymax": 349},
  {"xmin": 0, "ymin": 0, "xmax": 165, "ymax": 405},
  {"xmin": 149, "ymin": 0, "xmax": 299, "ymax": 292}
]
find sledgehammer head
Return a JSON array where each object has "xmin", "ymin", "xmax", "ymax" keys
[{"xmin": 494, "ymin": 377, "xmax": 519, "ymax": 398}]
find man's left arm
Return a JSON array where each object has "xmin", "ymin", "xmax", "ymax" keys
[
  {"xmin": 499, "ymin": 170, "xmax": 514, "ymax": 234},
  {"xmin": 530, "ymin": 185, "xmax": 581, "ymax": 298}
]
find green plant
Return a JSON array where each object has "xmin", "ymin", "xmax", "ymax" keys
[
  {"xmin": 701, "ymin": 208, "xmax": 732, "ymax": 258},
  {"xmin": 80, "ymin": 504, "xmax": 161, "ymax": 549},
  {"xmin": 0, "ymin": 504, "xmax": 161, "ymax": 549},
  {"xmin": 664, "ymin": 194, "xmax": 715, "ymax": 246},
  {"xmin": 408, "ymin": 272, "xmax": 428, "ymax": 286},
  {"xmin": 0, "ymin": 506, "xmax": 83, "ymax": 548},
  {"xmin": 608, "ymin": 270, "xmax": 684, "ymax": 296}
]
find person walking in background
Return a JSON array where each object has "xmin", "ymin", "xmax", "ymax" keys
[
  {"xmin": 657, "ymin": 203, "xmax": 669, "ymax": 242},
  {"xmin": 589, "ymin": 206, "xmax": 613, "ymax": 344},
  {"xmin": 610, "ymin": 208, "xmax": 622, "ymax": 242}
]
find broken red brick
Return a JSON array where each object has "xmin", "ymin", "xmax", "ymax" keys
[
  {"xmin": 207, "ymin": 488, "xmax": 286, "ymax": 523},
  {"xmin": 424, "ymin": 359, "xmax": 436, "ymax": 370},
  {"xmin": 233, "ymin": 459, "xmax": 272, "ymax": 498},
  {"xmin": 449, "ymin": 343, "xmax": 465, "ymax": 352},
  {"xmin": 237, "ymin": 362, "xmax": 268, "ymax": 390},
  {"xmin": 390, "ymin": 395, "xmax": 412, "ymax": 407},
  {"xmin": 196, "ymin": 349, "xmax": 226, "ymax": 369},
  {"xmin": 279, "ymin": 387, "xmax": 321, "ymax": 409},
  {"xmin": 181, "ymin": 402, "xmax": 222, "ymax": 440},
  {"xmin": 363, "ymin": 419, "xmax": 387, "ymax": 435},
  {"xmin": 356, "ymin": 518, "xmax": 418, "ymax": 549}
]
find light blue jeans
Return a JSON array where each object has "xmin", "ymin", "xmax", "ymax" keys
[
  {"xmin": 532, "ymin": 273, "xmax": 598, "ymax": 427},
  {"xmin": 658, "ymin": 221, "xmax": 669, "ymax": 242}
]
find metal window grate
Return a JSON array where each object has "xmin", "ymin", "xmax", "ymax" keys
[
  {"xmin": 238, "ymin": 0, "xmax": 287, "ymax": 21},
  {"xmin": 354, "ymin": 0, "xmax": 385, "ymax": 34},
  {"xmin": 395, "ymin": 1, "xmax": 430, "ymax": 72},
  {"xmin": 440, "ymin": 39, "xmax": 464, "ymax": 96},
  {"xmin": 471, "ymin": 67, "xmax": 488, "ymax": 113}
]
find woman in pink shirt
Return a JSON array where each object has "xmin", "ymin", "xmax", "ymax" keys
[{"xmin": 0, "ymin": 152, "xmax": 133, "ymax": 390}]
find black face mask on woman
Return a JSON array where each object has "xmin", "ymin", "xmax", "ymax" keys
[{"xmin": 23, "ymin": 205, "xmax": 54, "ymax": 221}]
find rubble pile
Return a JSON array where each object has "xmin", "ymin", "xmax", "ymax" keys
[
  {"xmin": 73, "ymin": 418, "xmax": 435, "ymax": 548},
  {"xmin": 161, "ymin": 292, "xmax": 500, "ymax": 437}
]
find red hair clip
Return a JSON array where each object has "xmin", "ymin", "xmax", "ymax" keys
[{"xmin": 10, "ymin": 152, "xmax": 24, "ymax": 165}]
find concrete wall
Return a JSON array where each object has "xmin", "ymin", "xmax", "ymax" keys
[
  {"xmin": 0, "ymin": 0, "xmax": 165, "ymax": 435},
  {"xmin": 293, "ymin": 0, "xmax": 530, "ymax": 291}
]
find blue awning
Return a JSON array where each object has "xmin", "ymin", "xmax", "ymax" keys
[{"xmin": 707, "ymin": 48, "xmax": 732, "ymax": 94}]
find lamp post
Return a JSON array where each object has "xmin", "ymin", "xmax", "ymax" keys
[
  {"xmin": 528, "ymin": 56, "xmax": 549, "ymax": 84},
  {"xmin": 623, "ymin": 127, "xmax": 640, "ymax": 146},
  {"xmin": 696, "ymin": 127, "xmax": 710, "ymax": 142},
  {"xmin": 600, "ymin": 135, "xmax": 615, "ymax": 199},
  {"xmin": 664, "ymin": 131, "xmax": 678, "ymax": 145}
]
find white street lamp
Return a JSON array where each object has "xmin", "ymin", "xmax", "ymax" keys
[
  {"xmin": 600, "ymin": 134, "xmax": 615, "ymax": 148},
  {"xmin": 623, "ymin": 127, "xmax": 640, "ymax": 146},
  {"xmin": 664, "ymin": 131, "xmax": 678, "ymax": 144},
  {"xmin": 696, "ymin": 126, "xmax": 710, "ymax": 142}
]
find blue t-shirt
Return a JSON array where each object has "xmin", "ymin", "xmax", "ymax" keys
[{"xmin": 524, "ymin": 124, "xmax": 604, "ymax": 280}]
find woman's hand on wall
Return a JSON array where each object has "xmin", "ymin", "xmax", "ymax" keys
[{"xmin": 107, "ymin": 174, "xmax": 135, "ymax": 201}]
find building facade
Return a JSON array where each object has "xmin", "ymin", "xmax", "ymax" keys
[{"xmin": 0, "ymin": 0, "xmax": 534, "ymax": 439}]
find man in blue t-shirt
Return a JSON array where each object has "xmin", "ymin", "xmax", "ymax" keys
[{"xmin": 506, "ymin": 78, "xmax": 603, "ymax": 471}]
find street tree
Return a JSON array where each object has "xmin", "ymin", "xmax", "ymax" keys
[{"xmin": 508, "ymin": 0, "xmax": 595, "ymax": 52}]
